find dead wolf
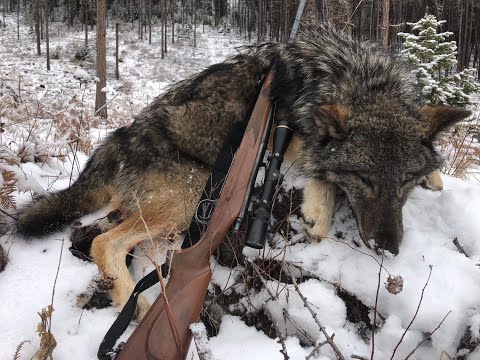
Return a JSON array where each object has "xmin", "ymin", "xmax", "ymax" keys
[{"xmin": 16, "ymin": 25, "xmax": 470, "ymax": 318}]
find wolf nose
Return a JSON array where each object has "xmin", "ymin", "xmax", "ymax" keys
[
  {"xmin": 375, "ymin": 229, "xmax": 401, "ymax": 256},
  {"xmin": 383, "ymin": 242, "xmax": 399, "ymax": 256}
]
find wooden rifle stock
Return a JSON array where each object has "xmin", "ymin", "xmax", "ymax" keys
[{"xmin": 115, "ymin": 72, "xmax": 273, "ymax": 360}]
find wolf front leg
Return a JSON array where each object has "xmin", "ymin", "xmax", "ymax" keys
[
  {"xmin": 301, "ymin": 179, "xmax": 336, "ymax": 239},
  {"xmin": 421, "ymin": 169, "xmax": 443, "ymax": 191}
]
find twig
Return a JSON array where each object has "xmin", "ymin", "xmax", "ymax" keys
[
  {"xmin": 189, "ymin": 322, "xmax": 214, "ymax": 360},
  {"xmin": 0, "ymin": 208, "xmax": 18, "ymax": 220},
  {"xmin": 93, "ymin": 89, "xmax": 122, "ymax": 116},
  {"xmin": 326, "ymin": 237, "xmax": 392, "ymax": 276},
  {"xmin": 439, "ymin": 350, "xmax": 454, "ymax": 360},
  {"xmin": 135, "ymin": 198, "xmax": 181, "ymax": 352},
  {"xmin": 453, "ymin": 237, "xmax": 470, "ymax": 258},
  {"xmin": 263, "ymin": 305, "xmax": 289, "ymax": 360},
  {"xmin": 286, "ymin": 265, "xmax": 346, "ymax": 360},
  {"xmin": 49, "ymin": 238, "xmax": 64, "ymax": 333},
  {"xmin": 13, "ymin": 340, "xmax": 30, "ymax": 360},
  {"xmin": 404, "ymin": 310, "xmax": 452, "ymax": 359},
  {"xmin": 343, "ymin": 0, "xmax": 364, "ymax": 31},
  {"xmin": 306, "ymin": 339, "xmax": 330, "ymax": 360},
  {"xmin": 389, "ymin": 265, "xmax": 433, "ymax": 360},
  {"xmin": 371, "ymin": 250, "xmax": 384, "ymax": 360},
  {"xmin": 282, "ymin": 309, "xmax": 316, "ymax": 345},
  {"xmin": 351, "ymin": 355, "xmax": 369, "ymax": 360},
  {"xmin": 248, "ymin": 259, "xmax": 289, "ymax": 359}
]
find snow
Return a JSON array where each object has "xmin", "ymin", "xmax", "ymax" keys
[
  {"xmin": 73, "ymin": 69, "xmax": 91, "ymax": 82},
  {"xmin": 1, "ymin": 12, "xmax": 480, "ymax": 360}
]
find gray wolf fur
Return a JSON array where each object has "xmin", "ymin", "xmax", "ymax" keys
[{"xmin": 16, "ymin": 25, "xmax": 470, "ymax": 318}]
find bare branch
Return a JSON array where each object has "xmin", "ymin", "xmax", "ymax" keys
[
  {"xmin": 404, "ymin": 311, "xmax": 452, "ymax": 359},
  {"xmin": 326, "ymin": 237, "xmax": 392, "ymax": 276},
  {"xmin": 371, "ymin": 250, "xmax": 385, "ymax": 360},
  {"xmin": 453, "ymin": 237, "xmax": 470, "ymax": 258},
  {"xmin": 306, "ymin": 339, "xmax": 330, "ymax": 360},
  {"xmin": 190, "ymin": 322, "xmax": 214, "ymax": 360},
  {"xmin": 286, "ymin": 265, "xmax": 346, "ymax": 360},
  {"xmin": 389, "ymin": 266, "xmax": 433, "ymax": 359},
  {"xmin": 263, "ymin": 305, "xmax": 289, "ymax": 360}
]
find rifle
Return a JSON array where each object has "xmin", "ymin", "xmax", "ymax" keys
[
  {"xmin": 99, "ymin": 2, "xmax": 307, "ymax": 358},
  {"xmin": 109, "ymin": 71, "xmax": 294, "ymax": 360}
]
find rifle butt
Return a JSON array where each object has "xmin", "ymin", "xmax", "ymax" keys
[{"xmin": 116, "ymin": 266, "xmax": 212, "ymax": 360}]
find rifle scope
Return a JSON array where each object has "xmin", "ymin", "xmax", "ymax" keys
[{"xmin": 245, "ymin": 120, "xmax": 293, "ymax": 249}]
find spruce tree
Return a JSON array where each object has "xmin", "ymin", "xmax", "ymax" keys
[{"xmin": 398, "ymin": 14, "xmax": 479, "ymax": 108}]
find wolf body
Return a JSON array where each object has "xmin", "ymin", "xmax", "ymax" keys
[{"xmin": 16, "ymin": 25, "xmax": 470, "ymax": 318}]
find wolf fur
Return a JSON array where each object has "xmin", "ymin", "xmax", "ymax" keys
[{"xmin": 16, "ymin": 25, "xmax": 470, "ymax": 318}]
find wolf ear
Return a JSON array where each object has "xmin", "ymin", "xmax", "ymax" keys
[
  {"xmin": 420, "ymin": 105, "xmax": 471, "ymax": 139},
  {"xmin": 314, "ymin": 104, "xmax": 350, "ymax": 140}
]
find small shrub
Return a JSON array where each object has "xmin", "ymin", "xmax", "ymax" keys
[{"xmin": 74, "ymin": 45, "xmax": 94, "ymax": 62}]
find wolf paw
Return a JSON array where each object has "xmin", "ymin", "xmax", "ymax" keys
[
  {"xmin": 301, "ymin": 212, "xmax": 330, "ymax": 240},
  {"xmin": 420, "ymin": 170, "xmax": 443, "ymax": 191},
  {"xmin": 70, "ymin": 223, "xmax": 102, "ymax": 261},
  {"xmin": 300, "ymin": 179, "xmax": 336, "ymax": 240}
]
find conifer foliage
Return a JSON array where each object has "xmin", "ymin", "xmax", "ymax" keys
[{"xmin": 398, "ymin": 14, "xmax": 479, "ymax": 108}]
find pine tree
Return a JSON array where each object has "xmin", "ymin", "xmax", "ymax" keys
[{"xmin": 398, "ymin": 14, "xmax": 479, "ymax": 108}]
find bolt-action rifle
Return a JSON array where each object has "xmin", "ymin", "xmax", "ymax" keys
[
  {"xmin": 99, "ymin": 2, "xmax": 306, "ymax": 358},
  {"xmin": 99, "ymin": 71, "xmax": 293, "ymax": 360}
]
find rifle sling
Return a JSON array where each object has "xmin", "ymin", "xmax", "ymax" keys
[
  {"xmin": 97, "ymin": 118, "xmax": 252, "ymax": 360},
  {"xmin": 97, "ymin": 263, "xmax": 168, "ymax": 360},
  {"xmin": 181, "ymin": 120, "xmax": 248, "ymax": 249}
]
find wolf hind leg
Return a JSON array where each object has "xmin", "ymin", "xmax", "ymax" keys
[
  {"xmin": 301, "ymin": 179, "xmax": 336, "ymax": 240},
  {"xmin": 90, "ymin": 164, "xmax": 208, "ymax": 319},
  {"xmin": 90, "ymin": 217, "xmax": 178, "ymax": 320},
  {"xmin": 421, "ymin": 169, "xmax": 443, "ymax": 191}
]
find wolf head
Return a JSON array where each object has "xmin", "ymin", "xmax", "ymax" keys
[
  {"xmin": 301, "ymin": 102, "xmax": 471, "ymax": 255},
  {"xmin": 256, "ymin": 24, "xmax": 472, "ymax": 254}
]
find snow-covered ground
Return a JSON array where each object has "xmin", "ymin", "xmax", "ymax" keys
[{"xmin": 1, "ymin": 14, "xmax": 480, "ymax": 360}]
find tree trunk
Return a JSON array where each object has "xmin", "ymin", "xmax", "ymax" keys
[
  {"xmin": 115, "ymin": 0, "xmax": 119, "ymax": 80},
  {"xmin": 148, "ymin": 0, "xmax": 152, "ymax": 44},
  {"xmin": 40, "ymin": 6, "xmax": 44, "ymax": 39},
  {"xmin": 193, "ymin": 0, "xmax": 196, "ymax": 49},
  {"xmin": 35, "ymin": 0, "xmax": 41, "ymax": 55},
  {"xmin": 257, "ymin": 0, "xmax": 261, "ymax": 42},
  {"xmin": 164, "ymin": 0, "xmax": 167, "ymax": 53},
  {"xmin": 16, "ymin": 0, "xmax": 19, "ymax": 38},
  {"xmin": 380, "ymin": 0, "xmax": 390, "ymax": 49},
  {"xmin": 46, "ymin": 0, "xmax": 50, "ymax": 71},
  {"xmin": 90, "ymin": 0, "xmax": 94, "ymax": 30},
  {"xmin": 84, "ymin": 0, "xmax": 88, "ymax": 46},
  {"xmin": 95, "ymin": 0, "xmax": 107, "ymax": 119},
  {"xmin": 171, "ymin": 0, "xmax": 175, "ymax": 44},
  {"xmin": 181, "ymin": 0, "xmax": 184, "ymax": 27},
  {"xmin": 139, "ymin": 0, "xmax": 143, "ymax": 40},
  {"xmin": 161, "ymin": 0, "xmax": 164, "ymax": 59}
]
